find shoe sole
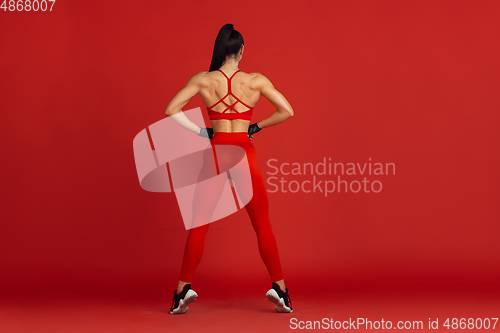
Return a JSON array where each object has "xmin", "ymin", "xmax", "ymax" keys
[
  {"xmin": 169, "ymin": 289, "xmax": 198, "ymax": 315},
  {"xmin": 265, "ymin": 289, "xmax": 293, "ymax": 313}
]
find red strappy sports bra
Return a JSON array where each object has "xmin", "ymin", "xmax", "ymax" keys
[{"xmin": 206, "ymin": 69, "xmax": 254, "ymax": 121}]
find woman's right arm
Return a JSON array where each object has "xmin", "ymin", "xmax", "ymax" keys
[{"xmin": 254, "ymin": 73, "xmax": 294, "ymax": 129}]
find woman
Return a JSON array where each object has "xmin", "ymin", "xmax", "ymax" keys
[{"xmin": 164, "ymin": 23, "xmax": 294, "ymax": 314}]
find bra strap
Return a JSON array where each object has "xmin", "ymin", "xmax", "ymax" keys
[
  {"xmin": 217, "ymin": 69, "xmax": 229, "ymax": 80},
  {"xmin": 229, "ymin": 69, "xmax": 241, "ymax": 80},
  {"xmin": 217, "ymin": 69, "xmax": 241, "ymax": 98},
  {"xmin": 218, "ymin": 69, "xmax": 241, "ymax": 81}
]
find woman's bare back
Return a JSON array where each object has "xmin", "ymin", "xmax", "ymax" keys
[{"xmin": 199, "ymin": 70, "xmax": 261, "ymax": 133}]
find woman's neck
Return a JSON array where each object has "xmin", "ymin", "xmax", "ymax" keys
[{"xmin": 220, "ymin": 58, "xmax": 240, "ymax": 71}]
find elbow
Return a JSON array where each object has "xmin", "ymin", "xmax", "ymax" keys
[
  {"xmin": 166, "ymin": 107, "xmax": 183, "ymax": 117},
  {"xmin": 165, "ymin": 108, "xmax": 174, "ymax": 117},
  {"xmin": 279, "ymin": 107, "xmax": 294, "ymax": 118}
]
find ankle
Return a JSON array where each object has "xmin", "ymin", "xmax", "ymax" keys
[
  {"xmin": 176, "ymin": 281, "xmax": 190, "ymax": 294},
  {"xmin": 273, "ymin": 279, "xmax": 286, "ymax": 292}
]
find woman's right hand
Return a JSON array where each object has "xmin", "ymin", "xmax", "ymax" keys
[{"xmin": 248, "ymin": 123, "xmax": 262, "ymax": 139}]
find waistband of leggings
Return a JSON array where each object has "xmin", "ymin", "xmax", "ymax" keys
[{"xmin": 212, "ymin": 131, "xmax": 249, "ymax": 140}]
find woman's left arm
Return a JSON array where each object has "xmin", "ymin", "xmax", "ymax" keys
[{"xmin": 165, "ymin": 72, "xmax": 205, "ymax": 135}]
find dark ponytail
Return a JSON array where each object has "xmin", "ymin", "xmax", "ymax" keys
[{"xmin": 209, "ymin": 23, "xmax": 244, "ymax": 72}]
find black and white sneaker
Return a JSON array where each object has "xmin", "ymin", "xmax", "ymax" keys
[
  {"xmin": 266, "ymin": 282, "xmax": 293, "ymax": 313},
  {"xmin": 169, "ymin": 284, "xmax": 198, "ymax": 315}
]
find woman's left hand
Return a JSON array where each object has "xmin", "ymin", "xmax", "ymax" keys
[{"xmin": 197, "ymin": 127, "xmax": 214, "ymax": 139}]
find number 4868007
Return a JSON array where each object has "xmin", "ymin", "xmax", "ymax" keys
[{"xmin": 1, "ymin": 0, "xmax": 56, "ymax": 11}]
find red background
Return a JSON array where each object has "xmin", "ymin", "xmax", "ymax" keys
[{"xmin": 1, "ymin": 1, "xmax": 499, "ymax": 331}]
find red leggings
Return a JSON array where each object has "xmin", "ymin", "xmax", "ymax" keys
[{"xmin": 179, "ymin": 132, "xmax": 284, "ymax": 283}]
